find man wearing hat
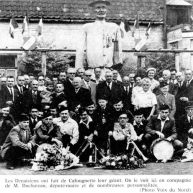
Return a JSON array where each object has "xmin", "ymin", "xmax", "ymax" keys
[
  {"xmin": 176, "ymin": 101, "xmax": 193, "ymax": 148},
  {"xmin": 34, "ymin": 111, "xmax": 62, "ymax": 146},
  {"xmin": 156, "ymin": 82, "xmax": 176, "ymax": 120},
  {"xmin": 144, "ymin": 104, "xmax": 183, "ymax": 153},
  {"xmin": 75, "ymin": 0, "xmax": 122, "ymax": 80},
  {"xmin": 1, "ymin": 114, "xmax": 35, "ymax": 169}
]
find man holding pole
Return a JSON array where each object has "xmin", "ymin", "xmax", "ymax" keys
[{"xmin": 75, "ymin": 0, "xmax": 122, "ymax": 80}]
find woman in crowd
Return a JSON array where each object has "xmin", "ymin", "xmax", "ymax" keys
[{"xmin": 132, "ymin": 78, "xmax": 157, "ymax": 120}]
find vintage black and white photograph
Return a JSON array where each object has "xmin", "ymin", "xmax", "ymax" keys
[{"xmin": 0, "ymin": 0, "xmax": 193, "ymax": 178}]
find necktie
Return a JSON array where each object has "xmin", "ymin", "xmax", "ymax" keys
[
  {"xmin": 20, "ymin": 86, "xmax": 23, "ymax": 94},
  {"xmin": 9, "ymin": 88, "xmax": 14, "ymax": 101},
  {"xmin": 107, "ymin": 83, "xmax": 111, "ymax": 90},
  {"xmin": 32, "ymin": 91, "xmax": 37, "ymax": 103},
  {"xmin": 186, "ymin": 81, "xmax": 189, "ymax": 87}
]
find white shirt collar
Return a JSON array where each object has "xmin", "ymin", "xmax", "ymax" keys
[
  {"xmin": 158, "ymin": 114, "xmax": 169, "ymax": 121},
  {"xmin": 80, "ymin": 116, "xmax": 92, "ymax": 125},
  {"xmin": 133, "ymin": 120, "xmax": 143, "ymax": 126}
]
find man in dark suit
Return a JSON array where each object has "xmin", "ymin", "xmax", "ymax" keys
[
  {"xmin": 51, "ymin": 82, "xmax": 68, "ymax": 108},
  {"xmin": 64, "ymin": 68, "xmax": 76, "ymax": 99},
  {"xmin": 13, "ymin": 75, "xmax": 28, "ymax": 120},
  {"xmin": 175, "ymin": 71, "xmax": 187, "ymax": 121},
  {"xmin": 162, "ymin": 70, "xmax": 177, "ymax": 95},
  {"xmin": 81, "ymin": 70, "xmax": 97, "ymax": 105},
  {"xmin": 176, "ymin": 102, "xmax": 193, "ymax": 148},
  {"xmin": 180, "ymin": 69, "xmax": 193, "ymax": 102},
  {"xmin": 96, "ymin": 71, "xmax": 124, "ymax": 106},
  {"xmin": 156, "ymin": 82, "xmax": 176, "ymax": 119},
  {"xmin": 122, "ymin": 76, "xmax": 133, "ymax": 111},
  {"xmin": 22, "ymin": 80, "xmax": 42, "ymax": 114},
  {"xmin": 28, "ymin": 106, "xmax": 39, "ymax": 135},
  {"xmin": 144, "ymin": 104, "xmax": 183, "ymax": 151},
  {"xmin": 0, "ymin": 76, "xmax": 19, "ymax": 108},
  {"xmin": 68, "ymin": 77, "xmax": 92, "ymax": 110}
]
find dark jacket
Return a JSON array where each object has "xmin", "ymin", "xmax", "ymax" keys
[
  {"xmin": 0, "ymin": 115, "xmax": 16, "ymax": 146},
  {"xmin": 176, "ymin": 114, "xmax": 193, "ymax": 147},
  {"xmin": 146, "ymin": 115, "xmax": 177, "ymax": 140},
  {"xmin": 0, "ymin": 86, "xmax": 19, "ymax": 108},
  {"xmin": 175, "ymin": 81, "xmax": 187, "ymax": 119},
  {"xmin": 22, "ymin": 90, "xmax": 42, "ymax": 113},
  {"xmin": 51, "ymin": 92, "xmax": 68, "ymax": 108},
  {"xmin": 34, "ymin": 121, "xmax": 62, "ymax": 145},
  {"xmin": 1, "ymin": 125, "xmax": 34, "ymax": 158},
  {"xmin": 96, "ymin": 81, "xmax": 124, "ymax": 105},
  {"xmin": 78, "ymin": 118, "xmax": 95, "ymax": 144},
  {"xmin": 68, "ymin": 87, "xmax": 92, "ymax": 110}
]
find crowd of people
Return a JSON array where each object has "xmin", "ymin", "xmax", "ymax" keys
[{"xmin": 0, "ymin": 66, "xmax": 193, "ymax": 170}]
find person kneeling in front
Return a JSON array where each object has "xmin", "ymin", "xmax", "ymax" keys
[
  {"xmin": 144, "ymin": 104, "xmax": 183, "ymax": 158},
  {"xmin": 53, "ymin": 106, "xmax": 79, "ymax": 154},
  {"xmin": 109, "ymin": 113, "xmax": 138, "ymax": 155},
  {"xmin": 1, "ymin": 114, "xmax": 36, "ymax": 169}
]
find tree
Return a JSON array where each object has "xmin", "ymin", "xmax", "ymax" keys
[{"xmin": 17, "ymin": 40, "xmax": 74, "ymax": 77}]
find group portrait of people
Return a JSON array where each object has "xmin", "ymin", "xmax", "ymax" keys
[{"xmin": 0, "ymin": 0, "xmax": 193, "ymax": 170}]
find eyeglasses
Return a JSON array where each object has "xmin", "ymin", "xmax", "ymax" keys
[{"xmin": 85, "ymin": 75, "xmax": 92, "ymax": 77}]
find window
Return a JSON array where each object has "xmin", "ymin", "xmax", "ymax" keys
[
  {"xmin": 167, "ymin": 6, "xmax": 191, "ymax": 27},
  {"xmin": 0, "ymin": 55, "xmax": 16, "ymax": 68}
]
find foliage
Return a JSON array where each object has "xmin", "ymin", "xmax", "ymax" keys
[
  {"xmin": 17, "ymin": 40, "xmax": 74, "ymax": 77},
  {"xmin": 143, "ymin": 53, "xmax": 175, "ymax": 78}
]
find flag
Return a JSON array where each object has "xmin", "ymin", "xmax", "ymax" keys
[
  {"xmin": 9, "ymin": 16, "xmax": 19, "ymax": 38},
  {"xmin": 132, "ymin": 14, "xmax": 139, "ymax": 37},
  {"xmin": 146, "ymin": 22, "xmax": 151, "ymax": 37},
  {"xmin": 22, "ymin": 15, "xmax": 29, "ymax": 34},
  {"xmin": 135, "ymin": 37, "xmax": 147, "ymax": 51},
  {"xmin": 37, "ymin": 18, "xmax": 43, "ymax": 36},
  {"xmin": 119, "ymin": 18, "xmax": 130, "ymax": 38},
  {"xmin": 22, "ymin": 36, "xmax": 37, "ymax": 50}
]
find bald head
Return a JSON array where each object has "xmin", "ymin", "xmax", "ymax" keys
[{"xmin": 123, "ymin": 76, "xmax": 130, "ymax": 86}]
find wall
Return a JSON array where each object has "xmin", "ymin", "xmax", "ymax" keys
[{"xmin": 0, "ymin": 22, "xmax": 164, "ymax": 74}]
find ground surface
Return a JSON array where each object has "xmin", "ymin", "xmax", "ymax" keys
[{"xmin": 0, "ymin": 161, "xmax": 193, "ymax": 175}]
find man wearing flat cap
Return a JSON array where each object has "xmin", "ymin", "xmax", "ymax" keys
[
  {"xmin": 1, "ymin": 114, "xmax": 36, "ymax": 169},
  {"xmin": 75, "ymin": 0, "xmax": 122, "ymax": 79}
]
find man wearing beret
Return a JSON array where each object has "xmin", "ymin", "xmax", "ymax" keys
[
  {"xmin": 1, "ymin": 114, "xmax": 36, "ymax": 169},
  {"xmin": 75, "ymin": 0, "xmax": 122, "ymax": 80},
  {"xmin": 34, "ymin": 111, "xmax": 62, "ymax": 147},
  {"xmin": 144, "ymin": 104, "xmax": 183, "ymax": 152}
]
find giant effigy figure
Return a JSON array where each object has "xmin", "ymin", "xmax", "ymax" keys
[{"xmin": 75, "ymin": 0, "xmax": 122, "ymax": 80}]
